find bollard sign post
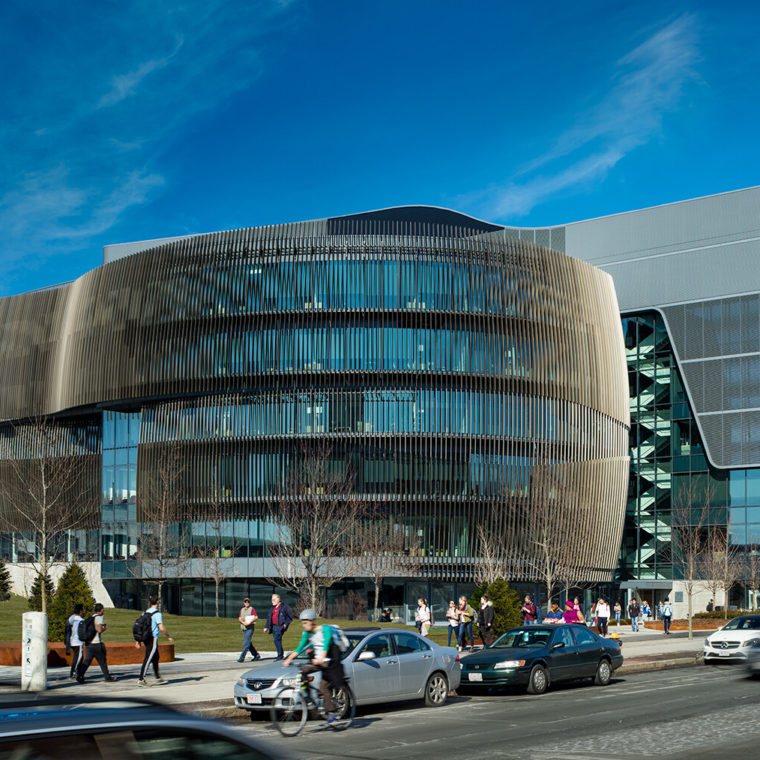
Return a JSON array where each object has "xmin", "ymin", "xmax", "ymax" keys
[{"xmin": 21, "ymin": 611, "xmax": 47, "ymax": 692}]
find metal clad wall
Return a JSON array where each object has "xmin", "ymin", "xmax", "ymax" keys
[{"xmin": 565, "ymin": 186, "xmax": 760, "ymax": 469}]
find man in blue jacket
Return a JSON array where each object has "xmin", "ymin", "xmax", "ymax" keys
[{"xmin": 264, "ymin": 594, "xmax": 293, "ymax": 660}]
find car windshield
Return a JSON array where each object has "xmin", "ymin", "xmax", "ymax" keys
[
  {"xmin": 722, "ymin": 616, "xmax": 760, "ymax": 631},
  {"xmin": 293, "ymin": 631, "xmax": 364, "ymax": 660},
  {"xmin": 491, "ymin": 629, "xmax": 552, "ymax": 649}
]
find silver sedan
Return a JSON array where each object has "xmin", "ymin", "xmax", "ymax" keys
[{"xmin": 234, "ymin": 627, "xmax": 460, "ymax": 713}]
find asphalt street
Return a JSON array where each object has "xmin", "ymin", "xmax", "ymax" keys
[{"xmin": 234, "ymin": 664, "xmax": 760, "ymax": 760}]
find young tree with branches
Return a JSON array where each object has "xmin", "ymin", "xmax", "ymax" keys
[
  {"xmin": 746, "ymin": 547, "xmax": 760, "ymax": 611},
  {"xmin": 266, "ymin": 443, "xmax": 365, "ymax": 614},
  {"xmin": 354, "ymin": 508, "xmax": 420, "ymax": 621},
  {"xmin": 699, "ymin": 523, "xmax": 743, "ymax": 618},
  {"xmin": 513, "ymin": 449, "xmax": 577, "ymax": 607},
  {"xmin": 196, "ymin": 474, "xmax": 238, "ymax": 617},
  {"xmin": 473, "ymin": 501, "xmax": 512, "ymax": 587},
  {"xmin": 0, "ymin": 418, "xmax": 96, "ymax": 613},
  {"xmin": 670, "ymin": 478, "xmax": 714, "ymax": 639},
  {"xmin": 134, "ymin": 443, "xmax": 190, "ymax": 606}
]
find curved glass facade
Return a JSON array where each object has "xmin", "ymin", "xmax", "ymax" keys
[{"xmin": 0, "ymin": 213, "xmax": 629, "ymax": 588}]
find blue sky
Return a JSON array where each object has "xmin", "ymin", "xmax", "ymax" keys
[{"xmin": 2, "ymin": 1, "xmax": 759, "ymax": 296}]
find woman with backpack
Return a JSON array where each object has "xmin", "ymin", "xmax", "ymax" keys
[{"xmin": 416, "ymin": 598, "xmax": 432, "ymax": 637}]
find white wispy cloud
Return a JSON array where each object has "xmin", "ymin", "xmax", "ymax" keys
[
  {"xmin": 467, "ymin": 14, "xmax": 700, "ymax": 221},
  {"xmin": 0, "ymin": 0, "xmax": 300, "ymax": 295}
]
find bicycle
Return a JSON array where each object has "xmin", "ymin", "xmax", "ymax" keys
[{"xmin": 270, "ymin": 665, "xmax": 356, "ymax": 736}]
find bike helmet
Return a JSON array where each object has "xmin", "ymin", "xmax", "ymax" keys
[{"xmin": 299, "ymin": 608, "xmax": 317, "ymax": 621}]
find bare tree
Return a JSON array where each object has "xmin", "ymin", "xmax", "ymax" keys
[
  {"xmin": 746, "ymin": 546, "xmax": 760, "ymax": 611},
  {"xmin": 0, "ymin": 418, "xmax": 96, "ymax": 613},
  {"xmin": 670, "ymin": 479, "xmax": 714, "ymax": 639},
  {"xmin": 516, "ymin": 451, "xmax": 576, "ymax": 606},
  {"xmin": 699, "ymin": 523, "xmax": 743, "ymax": 619},
  {"xmin": 196, "ymin": 475, "xmax": 238, "ymax": 617},
  {"xmin": 473, "ymin": 500, "xmax": 512, "ymax": 586},
  {"xmin": 266, "ymin": 443, "xmax": 365, "ymax": 614},
  {"xmin": 135, "ymin": 443, "xmax": 190, "ymax": 606},
  {"xmin": 354, "ymin": 508, "xmax": 420, "ymax": 621}
]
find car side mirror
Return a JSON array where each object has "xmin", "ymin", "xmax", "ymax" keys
[
  {"xmin": 357, "ymin": 650, "xmax": 376, "ymax": 661},
  {"xmin": 551, "ymin": 642, "xmax": 565, "ymax": 650}
]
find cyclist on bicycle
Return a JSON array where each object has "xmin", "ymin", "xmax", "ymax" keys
[{"xmin": 283, "ymin": 609, "xmax": 347, "ymax": 724}]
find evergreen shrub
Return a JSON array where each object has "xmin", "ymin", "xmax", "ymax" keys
[
  {"xmin": 0, "ymin": 560, "xmax": 11, "ymax": 602},
  {"xmin": 49, "ymin": 563, "xmax": 95, "ymax": 641},
  {"xmin": 469, "ymin": 579, "xmax": 522, "ymax": 637},
  {"xmin": 28, "ymin": 573, "xmax": 55, "ymax": 612}
]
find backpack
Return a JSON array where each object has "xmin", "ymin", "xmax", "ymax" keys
[
  {"xmin": 78, "ymin": 615, "xmax": 97, "ymax": 644},
  {"xmin": 133, "ymin": 609, "xmax": 158, "ymax": 642},
  {"xmin": 662, "ymin": 605, "xmax": 672, "ymax": 618},
  {"xmin": 330, "ymin": 625, "xmax": 350, "ymax": 653}
]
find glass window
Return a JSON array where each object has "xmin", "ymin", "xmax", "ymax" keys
[
  {"xmin": 571, "ymin": 626, "xmax": 598, "ymax": 645},
  {"xmin": 552, "ymin": 626, "xmax": 575, "ymax": 649},
  {"xmin": 748, "ymin": 471, "xmax": 760, "ymax": 504},
  {"xmin": 730, "ymin": 471, "xmax": 746, "ymax": 506},
  {"xmin": 359, "ymin": 633, "xmax": 393, "ymax": 658},
  {"xmin": 393, "ymin": 632, "xmax": 430, "ymax": 654}
]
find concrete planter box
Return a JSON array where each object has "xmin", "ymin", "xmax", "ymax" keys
[
  {"xmin": 643, "ymin": 620, "xmax": 717, "ymax": 631},
  {"xmin": 0, "ymin": 641, "xmax": 175, "ymax": 667}
]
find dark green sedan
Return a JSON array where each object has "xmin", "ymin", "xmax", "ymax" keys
[{"xmin": 459, "ymin": 624, "xmax": 624, "ymax": 695}]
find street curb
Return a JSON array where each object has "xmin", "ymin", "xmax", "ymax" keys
[{"xmin": 617, "ymin": 654, "xmax": 702, "ymax": 674}]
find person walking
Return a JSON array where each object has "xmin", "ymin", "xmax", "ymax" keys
[
  {"xmin": 521, "ymin": 595, "xmax": 538, "ymax": 625},
  {"xmin": 661, "ymin": 598, "xmax": 673, "ymax": 634},
  {"xmin": 65, "ymin": 603, "xmax": 85, "ymax": 680},
  {"xmin": 641, "ymin": 600, "xmax": 651, "ymax": 620},
  {"xmin": 456, "ymin": 596, "xmax": 476, "ymax": 652},
  {"xmin": 478, "ymin": 596, "xmax": 494, "ymax": 647},
  {"xmin": 445, "ymin": 600, "xmax": 459, "ymax": 646},
  {"xmin": 613, "ymin": 601, "xmax": 622, "ymax": 626},
  {"xmin": 77, "ymin": 603, "xmax": 116, "ymax": 683},
  {"xmin": 264, "ymin": 594, "xmax": 293, "ymax": 661},
  {"xmin": 136, "ymin": 596, "xmax": 174, "ymax": 686},
  {"xmin": 595, "ymin": 597, "xmax": 610, "ymax": 637},
  {"xmin": 628, "ymin": 597, "xmax": 641, "ymax": 632},
  {"xmin": 237, "ymin": 597, "xmax": 261, "ymax": 662},
  {"xmin": 416, "ymin": 598, "xmax": 432, "ymax": 637}
]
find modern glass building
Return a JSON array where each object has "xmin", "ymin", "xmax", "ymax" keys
[{"xmin": 0, "ymin": 208, "xmax": 630, "ymax": 616}]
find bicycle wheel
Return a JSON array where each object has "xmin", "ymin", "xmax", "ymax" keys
[
  {"xmin": 270, "ymin": 686, "xmax": 308, "ymax": 736},
  {"xmin": 327, "ymin": 685, "xmax": 355, "ymax": 731}
]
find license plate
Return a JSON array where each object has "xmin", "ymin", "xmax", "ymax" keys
[
  {"xmin": 468, "ymin": 672, "xmax": 483, "ymax": 681},
  {"xmin": 719, "ymin": 651, "xmax": 731, "ymax": 657},
  {"xmin": 246, "ymin": 693, "xmax": 263, "ymax": 704}
]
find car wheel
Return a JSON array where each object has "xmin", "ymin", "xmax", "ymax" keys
[
  {"xmin": 594, "ymin": 658, "xmax": 612, "ymax": 686},
  {"xmin": 424, "ymin": 672, "xmax": 449, "ymax": 707},
  {"xmin": 526, "ymin": 664, "xmax": 548, "ymax": 695}
]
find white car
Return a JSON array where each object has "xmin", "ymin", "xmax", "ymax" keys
[{"xmin": 703, "ymin": 614, "xmax": 760, "ymax": 664}]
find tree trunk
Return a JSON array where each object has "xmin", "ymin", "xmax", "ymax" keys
[
  {"xmin": 41, "ymin": 535, "xmax": 48, "ymax": 614},
  {"xmin": 215, "ymin": 579, "xmax": 220, "ymax": 617},
  {"xmin": 374, "ymin": 579, "xmax": 381, "ymax": 623},
  {"xmin": 687, "ymin": 586, "xmax": 693, "ymax": 640}
]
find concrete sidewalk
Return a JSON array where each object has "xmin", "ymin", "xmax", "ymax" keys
[{"xmin": 0, "ymin": 628, "xmax": 715, "ymax": 718}]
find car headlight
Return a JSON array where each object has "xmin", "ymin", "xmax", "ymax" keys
[
  {"xmin": 493, "ymin": 659, "xmax": 526, "ymax": 669},
  {"xmin": 279, "ymin": 677, "xmax": 299, "ymax": 687},
  {"xmin": 704, "ymin": 638, "xmax": 711, "ymax": 647},
  {"xmin": 742, "ymin": 638, "xmax": 760, "ymax": 648},
  {"xmin": 237, "ymin": 678, "xmax": 246, "ymax": 687}
]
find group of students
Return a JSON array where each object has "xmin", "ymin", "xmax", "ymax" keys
[
  {"xmin": 415, "ymin": 595, "xmax": 494, "ymax": 651},
  {"xmin": 64, "ymin": 595, "xmax": 174, "ymax": 686}
]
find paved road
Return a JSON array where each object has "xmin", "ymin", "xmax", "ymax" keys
[{"xmin": 234, "ymin": 665, "xmax": 760, "ymax": 759}]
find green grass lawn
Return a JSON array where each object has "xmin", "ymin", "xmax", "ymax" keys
[{"xmin": 0, "ymin": 596, "xmax": 456, "ymax": 653}]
